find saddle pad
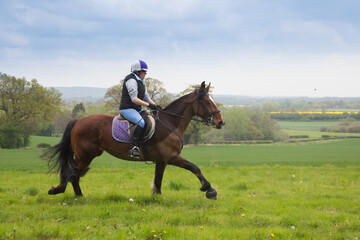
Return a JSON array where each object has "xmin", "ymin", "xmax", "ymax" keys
[{"xmin": 112, "ymin": 117, "xmax": 131, "ymax": 143}]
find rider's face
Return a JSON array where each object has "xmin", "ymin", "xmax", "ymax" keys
[{"xmin": 139, "ymin": 71, "xmax": 147, "ymax": 80}]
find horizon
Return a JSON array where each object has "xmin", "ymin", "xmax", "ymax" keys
[{"xmin": 54, "ymin": 86, "xmax": 360, "ymax": 100}]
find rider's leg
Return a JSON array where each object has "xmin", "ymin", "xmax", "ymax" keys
[{"xmin": 119, "ymin": 109, "xmax": 145, "ymax": 157}]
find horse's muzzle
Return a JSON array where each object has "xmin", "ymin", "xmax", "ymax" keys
[{"xmin": 214, "ymin": 121, "xmax": 225, "ymax": 129}]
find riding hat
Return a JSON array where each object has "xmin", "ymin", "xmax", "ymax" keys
[{"xmin": 131, "ymin": 60, "xmax": 148, "ymax": 73}]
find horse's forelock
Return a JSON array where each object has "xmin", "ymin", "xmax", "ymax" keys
[
  {"xmin": 197, "ymin": 87, "xmax": 208, "ymax": 100},
  {"xmin": 184, "ymin": 87, "xmax": 207, "ymax": 103}
]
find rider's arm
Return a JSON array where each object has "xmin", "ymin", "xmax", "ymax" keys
[{"xmin": 125, "ymin": 79, "xmax": 154, "ymax": 107}]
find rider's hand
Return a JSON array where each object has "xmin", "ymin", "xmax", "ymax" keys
[{"xmin": 148, "ymin": 104, "xmax": 162, "ymax": 111}]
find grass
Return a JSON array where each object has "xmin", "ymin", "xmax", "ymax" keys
[
  {"xmin": 277, "ymin": 120, "xmax": 360, "ymax": 141},
  {"xmin": 29, "ymin": 135, "xmax": 61, "ymax": 148},
  {"xmin": 278, "ymin": 121, "xmax": 341, "ymax": 131},
  {"xmin": 0, "ymin": 136, "xmax": 360, "ymax": 239}
]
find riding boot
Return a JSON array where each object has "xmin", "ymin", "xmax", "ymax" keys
[{"xmin": 128, "ymin": 124, "xmax": 143, "ymax": 158}]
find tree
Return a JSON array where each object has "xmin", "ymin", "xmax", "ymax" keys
[
  {"xmin": 0, "ymin": 73, "xmax": 61, "ymax": 148},
  {"xmin": 261, "ymin": 101, "xmax": 280, "ymax": 113},
  {"xmin": 52, "ymin": 109, "xmax": 73, "ymax": 137},
  {"xmin": 145, "ymin": 78, "xmax": 174, "ymax": 107},
  {"xmin": 104, "ymin": 80, "xmax": 124, "ymax": 114},
  {"xmin": 72, "ymin": 102, "xmax": 85, "ymax": 118},
  {"xmin": 105, "ymin": 78, "xmax": 173, "ymax": 114}
]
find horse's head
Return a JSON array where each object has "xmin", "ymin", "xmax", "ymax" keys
[{"xmin": 193, "ymin": 81, "xmax": 225, "ymax": 129}]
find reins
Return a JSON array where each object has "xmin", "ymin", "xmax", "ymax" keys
[{"xmin": 152, "ymin": 110, "xmax": 185, "ymax": 149}]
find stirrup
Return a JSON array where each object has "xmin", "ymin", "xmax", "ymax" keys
[{"xmin": 128, "ymin": 146, "xmax": 140, "ymax": 157}]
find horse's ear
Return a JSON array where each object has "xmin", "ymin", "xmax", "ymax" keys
[
  {"xmin": 198, "ymin": 81, "xmax": 207, "ymax": 99},
  {"xmin": 206, "ymin": 82, "xmax": 211, "ymax": 92}
]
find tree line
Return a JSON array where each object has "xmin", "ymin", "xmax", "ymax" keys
[
  {"xmin": 1, "ymin": 72, "xmax": 288, "ymax": 148},
  {"xmin": 0, "ymin": 73, "xmax": 61, "ymax": 148},
  {"xmin": 258, "ymin": 99, "xmax": 360, "ymax": 113}
]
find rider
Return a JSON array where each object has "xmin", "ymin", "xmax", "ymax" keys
[{"xmin": 119, "ymin": 60, "xmax": 161, "ymax": 157}]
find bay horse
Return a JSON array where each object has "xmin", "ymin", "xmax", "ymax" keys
[{"xmin": 43, "ymin": 81, "xmax": 225, "ymax": 199}]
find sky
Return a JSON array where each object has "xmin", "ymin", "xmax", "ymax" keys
[{"xmin": 1, "ymin": 0, "xmax": 360, "ymax": 97}]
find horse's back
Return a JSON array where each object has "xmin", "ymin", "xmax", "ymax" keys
[{"xmin": 71, "ymin": 114, "xmax": 114, "ymax": 145}]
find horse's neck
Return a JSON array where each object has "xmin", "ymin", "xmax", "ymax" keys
[{"xmin": 162, "ymin": 95, "xmax": 196, "ymax": 134}]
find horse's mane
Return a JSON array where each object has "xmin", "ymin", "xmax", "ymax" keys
[
  {"xmin": 163, "ymin": 89, "xmax": 201, "ymax": 112},
  {"xmin": 163, "ymin": 93, "xmax": 191, "ymax": 112}
]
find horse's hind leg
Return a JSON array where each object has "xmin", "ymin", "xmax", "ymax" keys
[
  {"xmin": 168, "ymin": 154, "xmax": 217, "ymax": 200},
  {"xmin": 70, "ymin": 160, "xmax": 91, "ymax": 196},
  {"xmin": 48, "ymin": 173, "xmax": 68, "ymax": 195},
  {"xmin": 71, "ymin": 149, "xmax": 101, "ymax": 196}
]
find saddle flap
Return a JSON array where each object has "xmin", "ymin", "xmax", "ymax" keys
[{"xmin": 113, "ymin": 110, "xmax": 155, "ymax": 143}]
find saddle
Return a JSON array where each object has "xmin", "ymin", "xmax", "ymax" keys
[{"xmin": 112, "ymin": 110, "xmax": 156, "ymax": 143}]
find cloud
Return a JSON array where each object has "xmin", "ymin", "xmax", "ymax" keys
[
  {"xmin": 1, "ymin": 0, "xmax": 360, "ymax": 97},
  {"xmin": 0, "ymin": 28, "xmax": 29, "ymax": 46},
  {"xmin": 12, "ymin": 3, "xmax": 100, "ymax": 34},
  {"xmin": 84, "ymin": 0, "xmax": 202, "ymax": 20}
]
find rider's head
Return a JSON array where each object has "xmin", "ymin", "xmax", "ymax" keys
[{"xmin": 131, "ymin": 60, "xmax": 148, "ymax": 80}]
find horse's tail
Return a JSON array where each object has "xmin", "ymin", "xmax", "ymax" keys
[{"xmin": 42, "ymin": 119, "xmax": 78, "ymax": 183}]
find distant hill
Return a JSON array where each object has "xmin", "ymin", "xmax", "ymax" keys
[
  {"xmin": 54, "ymin": 87, "xmax": 360, "ymax": 105},
  {"xmin": 54, "ymin": 87, "xmax": 108, "ymax": 102}
]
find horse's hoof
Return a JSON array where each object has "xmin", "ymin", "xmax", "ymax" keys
[
  {"xmin": 48, "ymin": 187, "xmax": 56, "ymax": 195},
  {"xmin": 200, "ymin": 182, "xmax": 211, "ymax": 192},
  {"xmin": 206, "ymin": 189, "xmax": 217, "ymax": 200}
]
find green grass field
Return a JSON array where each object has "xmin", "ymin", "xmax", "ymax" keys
[
  {"xmin": 278, "ymin": 120, "xmax": 360, "ymax": 141},
  {"xmin": 0, "ymin": 136, "xmax": 360, "ymax": 239},
  {"xmin": 277, "ymin": 121, "xmax": 340, "ymax": 131}
]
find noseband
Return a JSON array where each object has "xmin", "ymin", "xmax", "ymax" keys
[{"xmin": 196, "ymin": 99, "xmax": 221, "ymax": 126}]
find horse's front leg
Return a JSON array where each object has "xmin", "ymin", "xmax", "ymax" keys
[
  {"xmin": 152, "ymin": 161, "xmax": 167, "ymax": 194},
  {"xmin": 168, "ymin": 154, "xmax": 217, "ymax": 200}
]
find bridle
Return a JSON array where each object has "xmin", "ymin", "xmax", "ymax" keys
[
  {"xmin": 195, "ymin": 99, "xmax": 221, "ymax": 126},
  {"xmin": 152, "ymin": 96, "xmax": 221, "ymax": 149}
]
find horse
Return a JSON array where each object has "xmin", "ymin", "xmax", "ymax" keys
[{"xmin": 43, "ymin": 81, "xmax": 225, "ymax": 199}]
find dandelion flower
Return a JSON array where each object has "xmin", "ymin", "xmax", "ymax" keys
[
  {"xmin": 153, "ymin": 235, "xmax": 157, "ymax": 237},
  {"xmin": 270, "ymin": 233, "xmax": 275, "ymax": 238},
  {"xmin": 200, "ymin": 226, "xmax": 204, "ymax": 230},
  {"xmin": 26, "ymin": 217, "xmax": 30, "ymax": 220},
  {"xmin": 152, "ymin": 230, "xmax": 156, "ymax": 233},
  {"xmin": 142, "ymin": 208, "xmax": 146, "ymax": 212},
  {"xmin": 241, "ymin": 214, "xmax": 245, "ymax": 217},
  {"xmin": 164, "ymin": 230, "xmax": 167, "ymax": 234}
]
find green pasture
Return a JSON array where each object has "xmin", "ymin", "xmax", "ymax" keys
[
  {"xmin": 277, "ymin": 121, "xmax": 340, "ymax": 131},
  {"xmin": 0, "ymin": 136, "xmax": 360, "ymax": 239},
  {"xmin": 277, "ymin": 120, "xmax": 360, "ymax": 141}
]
